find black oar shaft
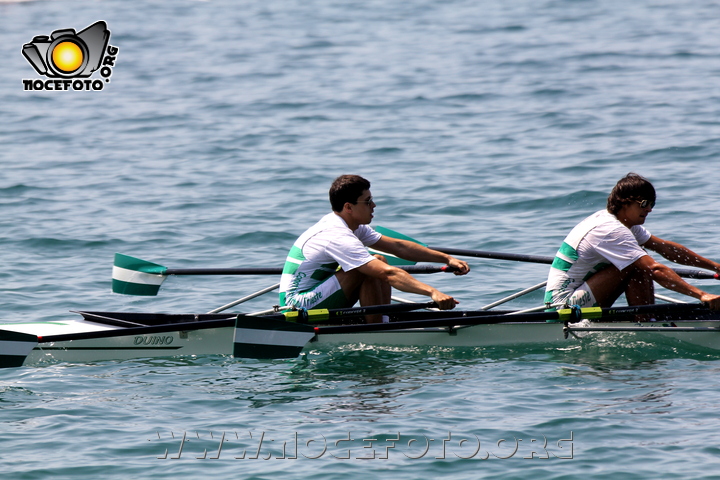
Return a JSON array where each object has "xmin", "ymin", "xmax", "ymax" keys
[
  {"xmin": 165, "ymin": 267, "xmax": 282, "ymax": 275},
  {"xmin": 432, "ymin": 246, "xmax": 553, "ymax": 265},
  {"xmin": 165, "ymin": 265, "xmax": 453, "ymax": 276},
  {"xmin": 167, "ymin": 267, "xmax": 282, "ymax": 275},
  {"xmin": 431, "ymin": 246, "xmax": 718, "ymax": 280},
  {"xmin": 672, "ymin": 268, "xmax": 719, "ymax": 280}
]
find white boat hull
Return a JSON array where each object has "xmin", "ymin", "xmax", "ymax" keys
[
  {"xmin": 3, "ymin": 311, "xmax": 720, "ymax": 368},
  {"xmin": 23, "ymin": 326, "xmax": 235, "ymax": 366},
  {"xmin": 308, "ymin": 321, "xmax": 720, "ymax": 350},
  {"xmin": 0, "ymin": 313, "xmax": 237, "ymax": 368}
]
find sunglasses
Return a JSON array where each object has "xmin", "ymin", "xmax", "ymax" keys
[
  {"xmin": 635, "ymin": 199, "xmax": 655, "ymax": 209},
  {"xmin": 355, "ymin": 197, "xmax": 374, "ymax": 206}
]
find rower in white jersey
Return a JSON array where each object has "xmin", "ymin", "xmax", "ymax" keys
[
  {"xmin": 279, "ymin": 175, "xmax": 470, "ymax": 323},
  {"xmin": 545, "ymin": 173, "xmax": 720, "ymax": 312}
]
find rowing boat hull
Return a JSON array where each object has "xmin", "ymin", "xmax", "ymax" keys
[
  {"xmin": 233, "ymin": 314, "xmax": 720, "ymax": 359},
  {"xmin": 308, "ymin": 321, "xmax": 720, "ymax": 350},
  {"xmin": 0, "ymin": 312, "xmax": 237, "ymax": 368},
  {"xmin": 21, "ymin": 326, "xmax": 234, "ymax": 366},
  {"xmin": 3, "ymin": 310, "xmax": 720, "ymax": 368}
]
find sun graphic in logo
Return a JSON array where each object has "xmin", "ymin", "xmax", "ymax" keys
[{"xmin": 51, "ymin": 41, "xmax": 84, "ymax": 73}]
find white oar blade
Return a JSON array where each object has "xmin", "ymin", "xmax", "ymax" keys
[
  {"xmin": 112, "ymin": 253, "xmax": 167, "ymax": 296},
  {"xmin": 234, "ymin": 316, "xmax": 315, "ymax": 359},
  {"xmin": 0, "ymin": 330, "xmax": 38, "ymax": 368}
]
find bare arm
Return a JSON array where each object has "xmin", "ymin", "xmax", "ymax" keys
[
  {"xmin": 357, "ymin": 258, "xmax": 459, "ymax": 309},
  {"xmin": 633, "ymin": 255, "xmax": 720, "ymax": 309},
  {"xmin": 370, "ymin": 236, "xmax": 470, "ymax": 275},
  {"xmin": 644, "ymin": 235, "xmax": 720, "ymax": 273}
]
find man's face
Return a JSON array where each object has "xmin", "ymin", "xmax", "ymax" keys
[
  {"xmin": 618, "ymin": 198, "xmax": 654, "ymax": 227},
  {"xmin": 350, "ymin": 189, "xmax": 376, "ymax": 224}
]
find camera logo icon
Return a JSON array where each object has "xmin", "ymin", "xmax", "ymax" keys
[
  {"xmin": 22, "ymin": 21, "xmax": 110, "ymax": 78},
  {"xmin": 22, "ymin": 21, "xmax": 119, "ymax": 91}
]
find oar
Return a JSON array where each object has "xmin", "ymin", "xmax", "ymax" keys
[
  {"xmin": 374, "ymin": 227, "xmax": 720, "ymax": 280},
  {"xmin": 112, "ymin": 253, "xmax": 456, "ymax": 296},
  {"xmin": 233, "ymin": 302, "xmax": 714, "ymax": 359}
]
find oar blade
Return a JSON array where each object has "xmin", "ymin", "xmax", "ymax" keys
[
  {"xmin": 233, "ymin": 315, "xmax": 316, "ymax": 359},
  {"xmin": 112, "ymin": 253, "xmax": 168, "ymax": 296},
  {"xmin": 374, "ymin": 226, "xmax": 428, "ymax": 246},
  {"xmin": 367, "ymin": 248, "xmax": 416, "ymax": 265},
  {"xmin": 369, "ymin": 226, "xmax": 427, "ymax": 265}
]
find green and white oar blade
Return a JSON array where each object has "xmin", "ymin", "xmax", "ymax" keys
[
  {"xmin": 368, "ymin": 226, "xmax": 427, "ymax": 266},
  {"xmin": 374, "ymin": 226, "xmax": 427, "ymax": 246},
  {"xmin": 112, "ymin": 253, "xmax": 168, "ymax": 296}
]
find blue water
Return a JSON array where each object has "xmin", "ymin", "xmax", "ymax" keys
[{"xmin": 2, "ymin": 0, "xmax": 720, "ymax": 477}]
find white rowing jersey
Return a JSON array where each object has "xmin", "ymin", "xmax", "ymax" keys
[
  {"xmin": 544, "ymin": 209, "xmax": 651, "ymax": 308},
  {"xmin": 279, "ymin": 212, "xmax": 382, "ymax": 307}
]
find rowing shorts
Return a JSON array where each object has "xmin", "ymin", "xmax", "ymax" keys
[
  {"xmin": 546, "ymin": 282, "xmax": 598, "ymax": 311},
  {"xmin": 284, "ymin": 276, "xmax": 351, "ymax": 310}
]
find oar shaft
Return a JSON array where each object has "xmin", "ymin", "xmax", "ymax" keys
[
  {"xmin": 432, "ymin": 246, "xmax": 553, "ymax": 265},
  {"xmin": 166, "ymin": 267, "xmax": 283, "ymax": 275},
  {"xmin": 164, "ymin": 265, "xmax": 454, "ymax": 276},
  {"xmin": 431, "ymin": 247, "xmax": 718, "ymax": 280},
  {"xmin": 672, "ymin": 268, "xmax": 719, "ymax": 280}
]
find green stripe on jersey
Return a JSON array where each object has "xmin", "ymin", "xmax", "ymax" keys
[
  {"xmin": 310, "ymin": 263, "xmax": 339, "ymax": 281},
  {"xmin": 551, "ymin": 256, "xmax": 573, "ymax": 271},
  {"xmin": 558, "ymin": 242, "xmax": 579, "ymax": 261}
]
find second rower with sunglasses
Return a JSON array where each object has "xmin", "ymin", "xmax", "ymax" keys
[{"xmin": 545, "ymin": 172, "xmax": 720, "ymax": 313}]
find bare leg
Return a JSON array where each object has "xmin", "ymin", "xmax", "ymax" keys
[
  {"xmin": 586, "ymin": 264, "xmax": 655, "ymax": 321},
  {"xmin": 586, "ymin": 264, "xmax": 654, "ymax": 307},
  {"xmin": 358, "ymin": 272, "xmax": 391, "ymax": 324},
  {"xmin": 335, "ymin": 255, "xmax": 391, "ymax": 323},
  {"xmin": 625, "ymin": 269, "xmax": 654, "ymax": 306},
  {"xmin": 585, "ymin": 265, "xmax": 629, "ymax": 308}
]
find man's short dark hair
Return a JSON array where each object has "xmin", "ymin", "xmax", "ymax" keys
[
  {"xmin": 329, "ymin": 175, "xmax": 371, "ymax": 212},
  {"xmin": 607, "ymin": 173, "xmax": 656, "ymax": 215}
]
